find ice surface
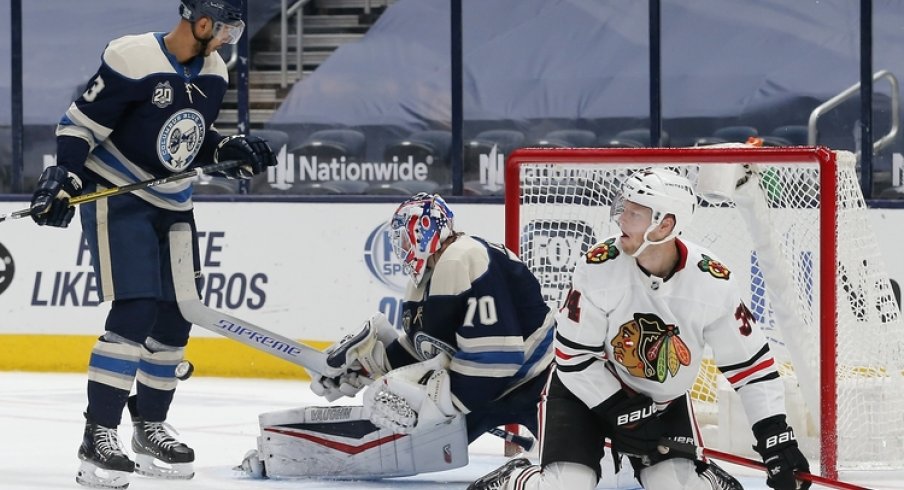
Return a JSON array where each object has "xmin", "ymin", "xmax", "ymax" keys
[{"xmin": 0, "ymin": 372, "xmax": 898, "ymax": 490}]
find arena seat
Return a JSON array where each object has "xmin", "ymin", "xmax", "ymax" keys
[
  {"xmin": 613, "ymin": 128, "xmax": 671, "ymax": 147},
  {"xmin": 291, "ymin": 128, "xmax": 367, "ymax": 162},
  {"xmin": 294, "ymin": 179, "xmax": 369, "ymax": 195},
  {"xmin": 771, "ymin": 125, "xmax": 810, "ymax": 145},
  {"xmin": 531, "ymin": 129, "xmax": 597, "ymax": 148},
  {"xmin": 365, "ymin": 179, "xmax": 440, "ymax": 195},
  {"xmin": 712, "ymin": 125, "xmax": 759, "ymax": 142}
]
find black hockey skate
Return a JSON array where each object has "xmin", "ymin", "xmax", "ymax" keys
[
  {"xmin": 467, "ymin": 458, "xmax": 532, "ymax": 490},
  {"xmin": 76, "ymin": 416, "xmax": 134, "ymax": 489},
  {"xmin": 131, "ymin": 415, "xmax": 195, "ymax": 479}
]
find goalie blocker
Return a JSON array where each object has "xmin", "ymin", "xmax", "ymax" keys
[{"xmin": 237, "ymin": 405, "xmax": 468, "ymax": 479}]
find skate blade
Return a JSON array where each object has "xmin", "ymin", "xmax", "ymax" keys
[
  {"xmin": 76, "ymin": 460, "xmax": 131, "ymax": 489},
  {"xmin": 134, "ymin": 454, "xmax": 194, "ymax": 480}
]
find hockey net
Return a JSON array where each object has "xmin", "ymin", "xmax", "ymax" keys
[{"xmin": 504, "ymin": 146, "xmax": 904, "ymax": 476}]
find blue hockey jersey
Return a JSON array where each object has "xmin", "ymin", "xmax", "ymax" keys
[
  {"xmin": 56, "ymin": 32, "xmax": 229, "ymax": 211},
  {"xmin": 391, "ymin": 235, "xmax": 555, "ymax": 413}
]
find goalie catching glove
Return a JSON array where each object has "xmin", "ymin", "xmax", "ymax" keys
[
  {"xmin": 214, "ymin": 134, "xmax": 277, "ymax": 179},
  {"xmin": 311, "ymin": 312, "xmax": 397, "ymax": 402},
  {"xmin": 363, "ymin": 353, "xmax": 459, "ymax": 434}
]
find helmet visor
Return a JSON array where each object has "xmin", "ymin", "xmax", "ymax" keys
[{"xmin": 213, "ymin": 19, "xmax": 245, "ymax": 45}]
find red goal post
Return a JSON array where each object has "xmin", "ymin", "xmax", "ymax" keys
[{"xmin": 503, "ymin": 146, "xmax": 904, "ymax": 478}]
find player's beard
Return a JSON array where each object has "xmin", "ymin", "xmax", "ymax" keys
[{"xmin": 190, "ymin": 23, "xmax": 217, "ymax": 57}]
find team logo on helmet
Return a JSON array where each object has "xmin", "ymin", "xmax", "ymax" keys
[
  {"xmin": 585, "ymin": 238, "xmax": 620, "ymax": 264},
  {"xmin": 364, "ymin": 220, "xmax": 408, "ymax": 292},
  {"xmin": 611, "ymin": 313, "xmax": 691, "ymax": 383},
  {"xmin": 697, "ymin": 254, "xmax": 731, "ymax": 280},
  {"xmin": 157, "ymin": 109, "xmax": 206, "ymax": 172},
  {"xmin": 0, "ymin": 242, "xmax": 14, "ymax": 296}
]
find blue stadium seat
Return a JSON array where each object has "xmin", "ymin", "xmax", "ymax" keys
[
  {"xmin": 758, "ymin": 135, "xmax": 793, "ymax": 147},
  {"xmin": 463, "ymin": 129, "xmax": 526, "ymax": 180},
  {"xmin": 712, "ymin": 125, "xmax": 759, "ymax": 143},
  {"xmin": 292, "ymin": 128, "xmax": 367, "ymax": 162},
  {"xmin": 531, "ymin": 129, "xmax": 597, "ymax": 148},
  {"xmin": 294, "ymin": 180, "xmax": 369, "ymax": 195},
  {"xmin": 691, "ymin": 136, "xmax": 729, "ymax": 147},
  {"xmin": 365, "ymin": 179, "xmax": 440, "ymax": 195},
  {"xmin": 770, "ymin": 125, "xmax": 809, "ymax": 146},
  {"xmin": 251, "ymin": 129, "xmax": 290, "ymax": 156},
  {"xmin": 613, "ymin": 128, "xmax": 670, "ymax": 147},
  {"xmin": 598, "ymin": 136, "xmax": 644, "ymax": 148}
]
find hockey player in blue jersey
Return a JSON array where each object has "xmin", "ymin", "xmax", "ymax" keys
[
  {"xmin": 313, "ymin": 192, "xmax": 556, "ymax": 446},
  {"xmin": 28, "ymin": 1, "xmax": 276, "ymax": 488}
]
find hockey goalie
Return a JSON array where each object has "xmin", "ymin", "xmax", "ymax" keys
[{"xmin": 236, "ymin": 193, "xmax": 559, "ymax": 480}]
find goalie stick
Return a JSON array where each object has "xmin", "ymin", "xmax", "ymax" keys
[
  {"xmin": 486, "ymin": 427, "xmax": 535, "ymax": 452},
  {"xmin": 169, "ymin": 223, "xmax": 330, "ymax": 376},
  {"xmin": 658, "ymin": 439, "xmax": 873, "ymax": 490},
  {"xmin": 0, "ymin": 159, "xmax": 243, "ymax": 224}
]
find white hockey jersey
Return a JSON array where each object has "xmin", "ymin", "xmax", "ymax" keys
[{"xmin": 554, "ymin": 236, "xmax": 787, "ymax": 425}]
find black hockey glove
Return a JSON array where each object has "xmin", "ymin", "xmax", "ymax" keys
[
  {"xmin": 214, "ymin": 135, "xmax": 277, "ymax": 179},
  {"xmin": 752, "ymin": 415, "xmax": 811, "ymax": 490},
  {"xmin": 594, "ymin": 391, "xmax": 665, "ymax": 459},
  {"xmin": 30, "ymin": 166, "xmax": 83, "ymax": 227}
]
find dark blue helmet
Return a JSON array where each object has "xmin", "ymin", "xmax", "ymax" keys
[
  {"xmin": 180, "ymin": 0, "xmax": 245, "ymax": 44},
  {"xmin": 180, "ymin": 0, "xmax": 244, "ymax": 25}
]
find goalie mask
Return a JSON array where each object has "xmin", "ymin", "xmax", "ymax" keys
[
  {"xmin": 390, "ymin": 193, "xmax": 455, "ymax": 286},
  {"xmin": 611, "ymin": 168, "xmax": 697, "ymax": 257}
]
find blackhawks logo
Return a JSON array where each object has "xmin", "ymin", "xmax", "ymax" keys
[
  {"xmin": 697, "ymin": 254, "xmax": 730, "ymax": 280},
  {"xmin": 585, "ymin": 238, "xmax": 620, "ymax": 264},
  {"xmin": 611, "ymin": 313, "xmax": 691, "ymax": 383}
]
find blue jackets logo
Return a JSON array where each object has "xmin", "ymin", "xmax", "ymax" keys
[
  {"xmin": 157, "ymin": 109, "xmax": 206, "ymax": 172},
  {"xmin": 0, "ymin": 242, "xmax": 14, "ymax": 296},
  {"xmin": 364, "ymin": 221, "xmax": 407, "ymax": 292}
]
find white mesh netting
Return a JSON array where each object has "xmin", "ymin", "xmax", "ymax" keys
[{"xmin": 509, "ymin": 149, "xmax": 904, "ymax": 470}]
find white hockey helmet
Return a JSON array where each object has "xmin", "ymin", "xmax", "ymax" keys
[
  {"xmin": 612, "ymin": 168, "xmax": 697, "ymax": 255},
  {"xmin": 389, "ymin": 193, "xmax": 456, "ymax": 285}
]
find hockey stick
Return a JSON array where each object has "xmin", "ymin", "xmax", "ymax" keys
[
  {"xmin": 486, "ymin": 427, "xmax": 535, "ymax": 452},
  {"xmin": 0, "ymin": 159, "xmax": 243, "ymax": 224},
  {"xmin": 658, "ymin": 439, "xmax": 873, "ymax": 490},
  {"xmin": 169, "ymin": 223, "xmax": 330, "ymax": 376}
]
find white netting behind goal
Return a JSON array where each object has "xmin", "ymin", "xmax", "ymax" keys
[{"xmin": 506, "ymin": 147, "xmax": 904, "ymax": 472}]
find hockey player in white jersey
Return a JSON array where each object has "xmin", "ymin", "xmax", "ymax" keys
[{"xmin": 470, "ymin": 169, "xmax": 811, "ymax": 490}]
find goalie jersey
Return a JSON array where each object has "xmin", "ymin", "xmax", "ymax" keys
[
  {"xmin": 56, "ymin": 32, "xmax": 228, "ymax": 211},
  {"xmin": 389, "ymin": 235, "xmax": 556, "ymax": 414},
  {"xmin": 554, "ymin": 237, "xmax": 787, "ymax": 426}
]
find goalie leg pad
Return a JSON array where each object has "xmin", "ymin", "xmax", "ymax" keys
[{"xmin": 250, "ymin": 405, "xmax": 468, "ymax": 479}]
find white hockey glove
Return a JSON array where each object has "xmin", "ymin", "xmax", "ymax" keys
[
  {"xmin": 311, "ymin": 312, "xmax": 397, "ymax": 402},
  {"xmin": 362, "ymin": 353, "xmax": 459, "ymax": 434}
]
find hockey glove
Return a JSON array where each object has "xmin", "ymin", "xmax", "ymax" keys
[
  {"xmin": 214, "ymin": 135, "xmax": 277, "ymax": 179},
  {"xmin": 752, "ymin": 415, "xmax": 811, "ymax": 490},
  {"xmin": 594, "ymin": 391, "xmax": 665, "ymax": 459},
  {"xmin": 31, "ymin": 166, "xmax": 82, "ymax": 227},
  {"xmin": 310, "ymin": 313, "xmax": 397, "ymax": 401},
  {"xmin": 363, "ymin": 353, "xmax": 457, "ymax": 434}
]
